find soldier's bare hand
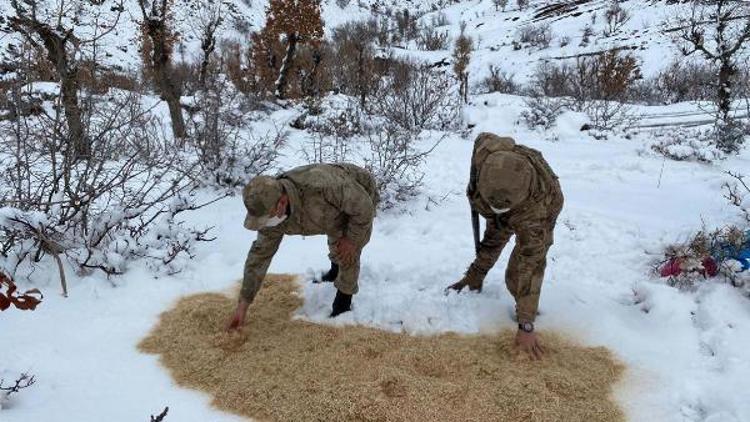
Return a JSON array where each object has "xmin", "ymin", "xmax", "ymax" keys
[
  {"xmin": 335, "ymin": 236, "xmax": 357, "ymax": 265},
  {"xmin": 226, "ymin": 300, "xmax": 250, "ymax": 332},
  {"xmin": 515, "ymin": 330, "xmax": 544, "ymax": 360},
  {"xmin": 445, "ymin": 278, "xmax": 482, "ymax": 294}
]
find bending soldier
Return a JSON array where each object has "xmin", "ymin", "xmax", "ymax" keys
[
  {"xmin": 448, "ymin": 133, "xmax": 564, "ymax": 359},
  {"xmin": 227, "ymin": 163, "xmax": 379, "ymax": 330}
]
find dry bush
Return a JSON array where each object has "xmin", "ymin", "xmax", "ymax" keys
[
  {"xmin": 393, "ymin": 9, "xmax": 420, "ymax": 44},
  {"xmin": 521, "ymin": 92, "xmax": 567, "ymax": 130},
  {"xmin": 452, "ymin": 22, "xmax": 472, "ymax": 103},
  {"xmin": 139, "ymin": 275, "xmax": 625, "ymax": 422},
  {"xmin": 363, "ymin": 123, "xmax": 439, "ymax": 209},
  {"xmin": 724, "ymin": 171, "xmax": 750, "ymax": 225},
  {"xmin": 329, "ymin": 20, "xmax": 380, "ymax": 107},
  {"xmin": 531, "ymin": 51, "xmax": 639, "ymax": 130},
  {"xmin": 494, "ymin": 0, "xmax": 509, "ymax": 11},
  {"xmin": 630, "ymin": 60, "xmax": 715, "ymax": 104},
  {"xmin": 650, "ymin": 129, "xmax": 718, "ymax": 162},
  {"xmin": 479, "ymin": 65, "xmax": 518, "ymax": 94},
  {"xmin": 517, "ymin": 0, "xmax": 529, "ymax": 10},
  {"xmin": 418, "ymin": 25, "xmax": 450, "ymax": 51},
  {"xmin": 186, "ymin": 75, "xmax": 281, "ymax": 188},
  {"xmin": 515, "ymin": 24, "xmax": 552, "ymax": 50},
  {"xmin": 579, "ymin": 25, "xmax": 594, "ymax": 47},
  {"xmin": 0, "ymin": 89, "xmax": 220, "ymax": 279},
  {"xmin": 603, "ymin": 1, "xmax": 630, "ymax": 37},
  {"xmin": 371, "ymin": 59, "xmax": 461, "ymax": 133}
]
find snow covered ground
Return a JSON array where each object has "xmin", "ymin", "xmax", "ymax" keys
[{"xmin": 2, "ymin": 92, "xmax": 750, "ymax": 421}]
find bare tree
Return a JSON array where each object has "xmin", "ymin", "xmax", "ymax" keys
[
  {"xmin": 6, "ymin": 0, "xmax": 124, "ymax": 160},
  {"xmin": 192, "ymin": 1, "xmax": 224, "ymax": 90},
  {"xmin": 138, "ymin": 0, "xmax": 187, "ymax": 140},
  {"xmin": 452, "ymin": 22, "xmax": 472, "ymax": 104},
  {"xmin": 674, "ymin": 0, "xmax": 750, "ymax": 152}
]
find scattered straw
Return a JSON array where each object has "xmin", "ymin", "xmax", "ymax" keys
[{"xmin": 139, "ymin": 275, "xmax": 625, "ymax": 422}]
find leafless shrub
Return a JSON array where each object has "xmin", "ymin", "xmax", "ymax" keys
[
  {"xmin": 651, "ymin": 127, "xmax": 723, "ymax": 163},
  {"xmin": 521, "ymin": 92, "xmax": 567, "ymax": 130},
  {"xmin": 364, "ymin": 123, "xmax": 441, "ymax": 210},
  {"xmin": 371, "ymin": 60, "xmax": 461, "ymax": 133},
  {"xmin": 493, "ymin": 0, "xmax": 508, "ymax": 11},
  {"xmin": 517, "ymin": 0, "xmax": 529, "ymax": 11},
  {"xmin": 302, "ymin": 97, "xmax": 364, "ymax": 139},
  {"xmin": 580, "ymin": 25, "xmax": 594, "ymax": 47},
  {"xmin": 724, "ymin": 171, "xmax": 750, "ymax": 224},
  {"xmin": 479, "ymin": 65, "xmax": 518, "ymax": 94},
  {"xmin": 394, "ymin": 9, "xmax": 419, "ymax": 43},
  {"xmin": 603, "ymin": 1, "xmax": 630, "ymax": 37},
  {"xmin": 531, "ymin": 52, "xmax": 639, "ymax": 130},
  {"xmin": 630, "ymin": 60, "xmax": 715, "ymax": 104},
  {"xmin": 0, "ymin": 88, "xmax": 221, "ymax": 280},
  {"xmin": 515, "ymin": 24, "xmax": 552, "ymax": 50},
  {"xmin": 559, "ymin": 36, "xmax": 571, "ymax": 47},
  {"xmin": 418, "ymin": 25, "xmax": 450, "ymax": 51},
  {"xmin": 186, "ymin": 76, "xmax": 280, "ymax": 188}
]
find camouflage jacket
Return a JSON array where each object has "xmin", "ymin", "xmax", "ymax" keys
[
  {"xmin": 467, "ymin": 134, "xmax": 561, "ymax": 229},
  {"xmin": 240, "ymin": 164, "xmax": 378, "ymax": 302}
]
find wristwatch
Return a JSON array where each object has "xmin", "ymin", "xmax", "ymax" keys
[{"xmin": 518, "ymin": 321, "xmax": 534, "ymax": 333}]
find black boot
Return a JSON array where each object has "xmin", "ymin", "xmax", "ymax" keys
[
  {"xmin": 320, "ymin": 262, "xmax": 339, "ymax": 282},
  {"xmin": 330, "ymin": 290, "xmax": 352, "ymax": 317}
]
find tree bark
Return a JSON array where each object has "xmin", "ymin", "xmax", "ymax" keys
[
  {"xmin": 145, "ymin": 19, "xmax": 187, "ymax": 140},
  {"xmin": 15, "ymin": 17, "xmax": 89, "ymax": 160},
  {"xmin": 275, "ymin": 32, "xmax": 298, "ymax": 100}
]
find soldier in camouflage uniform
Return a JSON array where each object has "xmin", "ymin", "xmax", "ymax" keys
[
  {"xmin": 227, "ymin": 163, "xmax": 379, "ymax": 330},
  {"xmin": 448, "ymin": 133, "xmax": 564, "ymax": 359}
]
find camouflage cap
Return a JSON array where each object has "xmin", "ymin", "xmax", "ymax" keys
[
  {"xmin": 242, "ymin": 176, "xmax": 283, "ymax": 230},
  {"xmin": 477, "ymin": 151, "xmax": 532, "ymax": 212}
]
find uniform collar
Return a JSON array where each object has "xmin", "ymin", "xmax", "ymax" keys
[{"xmin": 278, "ymin": 178, "xmax": 302, "ymax": 226}]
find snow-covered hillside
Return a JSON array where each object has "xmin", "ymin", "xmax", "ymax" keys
[{"xmin": 2, "ymin": 0, "xmax": 750, "ymax": 421}]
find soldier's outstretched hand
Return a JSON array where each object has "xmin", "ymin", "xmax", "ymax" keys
[
  {"xmin": 226, "ymin": 299, "xmax": 250, "ymax": 331},
  {"xmin": 515, "ymin": 330, "xmax": 544, "ymax": 360},
  {"xmin": 335, "ymin": 236, "xmax": 357, "ymax": 265},
  {"xmin": 445, "ymin": 277, "xmax": 482, "ymax": 294}
]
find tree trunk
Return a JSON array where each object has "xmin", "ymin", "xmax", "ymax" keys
[
  {"xmin": 60, "ymin": 70, "xmax": 88, "ymax": 159},
  {"xmin": 147, "ymin": 21, "xmax": 187, "ymax": 141},
  {"xmin": 718, "ymin": 60, "xmax": 734, "ymax": 125},
  {"xmin": 275, "ymin": 32, "xmax": 298, "ymax": 100},
  {"xmin": 199, "ymin": 34, "xmax": 216, "ymax": 89}
]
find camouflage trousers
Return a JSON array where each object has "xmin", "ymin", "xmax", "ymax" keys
[
  {"xmin": 327, "ymin": 225, "xmax": 373, "ymax": 295},
  {"xmin": 464, "ymin": 189, "xmax": 564, "ymax": 323}
]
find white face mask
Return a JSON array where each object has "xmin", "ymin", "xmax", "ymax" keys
[
  {"xmin": 264, "ymin": 214, "xmax": 287, "ymax": 227},
  {"xmin": 490, "ymin": 206, "xmax": 511, "ymax": 215}
]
